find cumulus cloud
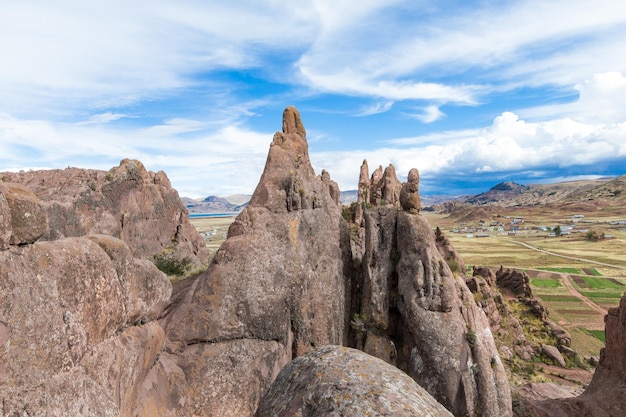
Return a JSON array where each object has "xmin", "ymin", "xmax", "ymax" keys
[{"xmin": 0, "ymin": 113, "xmax": 272, "ymax": 197}]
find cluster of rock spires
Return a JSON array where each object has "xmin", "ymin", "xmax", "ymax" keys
[{"xmin": 1, "ymin": 106, "xmax": 624, "ymax": 416}]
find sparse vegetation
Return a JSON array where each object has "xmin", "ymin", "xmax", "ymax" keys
[
  {"xmin": 586, "ymin": 329, "xmax": 606, "ymax": 342},
  {"xmin": 342, "ymin": 203, "xmax": 357, "ymax": 222},
  {"xmin": 585, "ymin": 230, "xmax": 605, "ymax": 241},
  {"xmin": 466, "ymin": 326, "xmax": 477, "ymax": 347}
]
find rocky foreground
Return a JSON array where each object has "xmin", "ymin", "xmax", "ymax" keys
[{"xmin": 1, "ymin": 107, "xmax": 624, "ymax": 416}]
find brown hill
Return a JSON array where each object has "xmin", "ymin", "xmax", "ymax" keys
[{"xmin": 465, "ymin": 176, "xmax": 626, "ymax": 210}]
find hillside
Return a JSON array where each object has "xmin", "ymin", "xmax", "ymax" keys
[{"xmin": 434, "ymin": 176, "xmax": 626, "ymax": 220}]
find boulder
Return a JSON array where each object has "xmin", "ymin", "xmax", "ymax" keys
[
  {"xmin": 541, "ymin": 344, "xmax": 567, "ymax": 368},
  {"xmin": 399, "ymin": 167, "xmax": 421, "ymax": 212},
  {"xmin": 255, "ymin": 345, "xmax": 453, "ymax": 417},
  {"xmin": 0, "ymin": 182, "xmax": 47, "ymax": 245}
]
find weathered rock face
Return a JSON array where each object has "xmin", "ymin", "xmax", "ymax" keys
[
  {"xmin": 0, "ymin": 182, "xmax": 47, "ymax": 246},
  {"xmin": 436, "ymin": 226, "xmax": 466, "ymax": 275},
  {"xmin": 496, "ymin": 266, "xmax": 532, "ymax": 297},
  {"xmin": 256, "ymin": 345, "xmax": 454, "ymax": 417},
  {"xmin": 1, "ymin": 159, "xmax": 208, "ymax": 277},
  {"xmin": 522, "ymin": 293, "xmax": 626, "ymax": 417},
  {"xmin": 349, "ymin": 164, "xmax": 511, "ymax": 417},
  {"xmin": 156, "ymin": 106, "xmax": 351, "ymax": 415},
  {"xmin": 0, "ymin": 235, "xmax": 171, "ymax": 416},
  {"xmin": 399, "ymin": 167, "xmax": 421, "ymax": 212}
]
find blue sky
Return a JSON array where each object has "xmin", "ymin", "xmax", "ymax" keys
[{"xmin": 1, "ymin": 1, "xmax": 626, "ymax": 198}]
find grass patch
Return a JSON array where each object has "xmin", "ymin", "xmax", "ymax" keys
[
  {"xmin": 582, "ymin": 276, "xmax": 626, "ymax": 290},
  {"xmin": 583, "ymin": 268, "xmax": 602, "ymax": 276},
  {"xmin": 580, "ymin": 291, "xmax": 625, "ymax": 299},
  {"xmin": 586, "ymin": 329, "xmax": 606, "ymax": 342},
  {"xmin": 531, "ymin": 278, "xmax": 561, "ymax": 288},
  {"xmin": 538, "ymin": 267, "xmax": 581, "ymax": 274},
  {"xmin": 536, "ymin": 294, "xmax": 581, "ymax": 302}
]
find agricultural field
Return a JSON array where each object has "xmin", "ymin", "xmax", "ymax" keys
[
  {"xmin": 190, "ymin": 216, "xmax": 235, "ymax": 260},
  {"xmin": 423, "ymin": 211, "xmax": 626, "ymax": 358},
  {"xmin": 191, "ymin": 210, "xmax": 626, "ymax": 358}
]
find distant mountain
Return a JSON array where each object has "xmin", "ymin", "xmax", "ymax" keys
[
  {"xmin": 182, "ymin": 190, "xmax": 468, "ymax": 213},
  {"xmin": 182, "ymin": 194, "xmax": 250, "ymax": 214},
  {"xmin": 339, "ymin": 190, "xmax": 358, "ymax": 204},
  {"xmin": 465, "ymin": 181, "xmax": 529, "ymax": 205},
  {"xmin": 434, "ymin": 175, "xmax": 626, "ymax": 217},
  {"xmin": 182, "ymin": 174, "xmax": 626, "ymax": 216}
]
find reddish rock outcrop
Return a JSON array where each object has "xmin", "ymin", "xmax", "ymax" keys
[
  {"xmin": 0, "ymin": 236, "xmax": 171, "ymax": 416},
  {"xmin": 522, "ymin": 293, "xmax": 626, "ymax": 417},
  {"xmin": 256, "ymin": 345, "xmax": 454, "ymax": 417},
  {"xmin": 358, "ymin": 161, "xmax": 403, "ymax": 209},
  {"xmin": 436, "ymin": 226, "xmax": 466, "ymax": 275},
  {"xmin": 399, "ymin": 167, "xmax": 421, "ymax": 212},
  {"xmin": 1, "ymin": 159, "xmax": 208, "ymax": 277},
  {"xmin": 351, "ymin": 207, "xmax": 512, "ymax": 417},
  {"xmin": 496, "ymin": 266, "xmax": 532, "ymax": 297},
  {"xmin": 0, "ymin": 182, "xmax": 47, "ymax": 246},
  {"xmin": 154, "ymin": 106, "xmax": 351, "ymax": 414}
]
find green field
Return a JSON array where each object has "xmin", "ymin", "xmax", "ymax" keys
[
  {"xmin": 423, "ymin": 210, "xmax": 626, "ymax": 358},
  {"xmin": 530, "ymin": 278, "xmax": 561, "ymax": 288}
]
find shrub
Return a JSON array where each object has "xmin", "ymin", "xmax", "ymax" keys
[{"xmin": 154, "ymin": 254, "xmax": 191, "ymax": 276}]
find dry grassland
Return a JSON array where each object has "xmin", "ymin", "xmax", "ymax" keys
[{"xmin": 190, "ymin": 216, "xmax": 236, "ymax": 259}]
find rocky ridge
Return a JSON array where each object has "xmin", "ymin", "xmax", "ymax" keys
[
  {"xmin": 518, "ymin": 292, "xmax": 626, "ymax": 417},
  {"xmin": 0, "ymin": 107, "xmax": 512, "ymax": 416},
  {"xmin": 0, "ymin": 106, "xmax": 565, "ymax": 417},
  {"xmin": 433, "ymin": 175, "xmax": 626, "ymax": 216},
  {"xmin": 1, "ymin": 159, "xmax": 208, "ymax": 276}
]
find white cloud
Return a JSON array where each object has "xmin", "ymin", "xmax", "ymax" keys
[
  {"xmin": 0, "ymin": 1, "xmax": 320, "ymax": 116},
  {"xmin": 519, "ymin": 72, "xmax": 626, "ymax": 124},
  {"xmin": 354, "ymin": 101, "xmax": 394, "ymax": 117},
  {"xmin": 297, "ymin": 0, "xmax": 626, "ymax": 103},
  {"xmin": 407, "ymin": 105, "xmax": 445, "ymax": 123},
  {"xmin": 0, "ymin": 113, "xmax": 273, "ymax": 198}
]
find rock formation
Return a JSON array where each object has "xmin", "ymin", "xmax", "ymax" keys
[
  {"xmin": 256, "ymin": 345, "xmax": 454, "ymax": 417},
  {"xmin": 0, "ymin": 235, "xmax": 172, "ymax": 416},
  {"xmin": 1, "ymin": 159, "xmax": 208, "ymax": 277},
  {"xmin": 357, "ymin": 160, "xmax": 403, "ymax": 210},
  {"xmin": 1, "ymin": 106, "xmax": 515, "ymax": 416},
  {"xmin": 399, "ymin": 167, "xmax": 421, "ymax": 212},
  {"xmin": 468, "ymin": 266, "xmax": 574, "ymax": 369},
  {"xmin": 349, "ymin": 164, "xmax": 512, "ymax": 417},
  {"xmin": 151, "ymin": 106, "xmax": 351, "ymax": 415},
  {"xmin": 524, "ymin": 293, "xmax": 626, "ymax": 417}
]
